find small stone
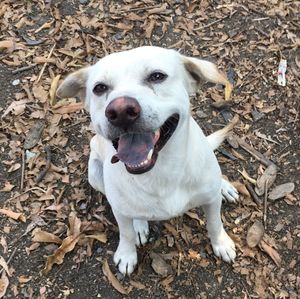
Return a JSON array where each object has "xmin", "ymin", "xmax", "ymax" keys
[
  {"xmin": 195, "ymin": 110, "xmax": 208, "ymax": 118},
  {"xmin": 79, "ymin": 0, "xmax": 88, "ymax": 4},
  {"xmin": 251, "ymin": 110, "xmax": 264, "ymax": 121},
  {"xmin": 12, "ymin": 79, "xmax": 20, "ymax": 86}
]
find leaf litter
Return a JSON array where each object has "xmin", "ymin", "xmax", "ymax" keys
[{"xmin": 0, "ymin": 0, "xmax": 299, "ymax": 298}]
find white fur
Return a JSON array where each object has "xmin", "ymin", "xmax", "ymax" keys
[{"xmin": 58, "ymin": 46, "xmax": 238, "ymax": 275}]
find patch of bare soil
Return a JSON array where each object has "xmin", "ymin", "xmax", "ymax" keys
[{"xmin": 0, "ymin": 1, "xmax": 299, "ymax": 298}]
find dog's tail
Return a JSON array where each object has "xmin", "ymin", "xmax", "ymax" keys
[{"xmin": 207, "ymin": 115, "xmax": 239, "ymax": 150}]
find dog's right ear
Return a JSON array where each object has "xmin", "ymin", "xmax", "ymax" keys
[{"xmin": 56, "ymin": 67, "xmax": 90, "ymax": 99}]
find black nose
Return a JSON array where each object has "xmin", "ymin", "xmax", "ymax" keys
[{"xmin": 105, "ymin": 96, "xmax": 141, "ymax": 128}]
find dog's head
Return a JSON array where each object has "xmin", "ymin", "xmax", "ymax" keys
[{"xmin": 57, "ymin": 46, "xmax": 230, "ymax": 174}]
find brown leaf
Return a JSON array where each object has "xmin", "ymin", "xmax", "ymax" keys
[
  {"xmin": 2, "ymin": 99, "xmax": 28, "ymax": 117},
  {"xmin": 260, "ymin": 240, "xmax": 281, "ymax": 266},
  {"xmin": 53, "ymin": 102, "xmax": 84, "ymax": 114},
  {"xmin": 0, "ymin": 256, "xmax": 10, "ymax": 277},
  {"xmin": 268, "ymin": 183, "xmax": 295, "ymax": 200},
  {"xmin": 149, "ymin": 252, "xmax": 173, "ymax": 277},
  {"xmin": 23, "ymin": 120, "xmax": 45, "ymax": 150},
  {"xmin": 255, "ymin": 164, "xmax": 277, "ymax": 196},
  {"xmin": 43, "ymin": 234, "xmax": 81, "ymax": 274},
  {"xmin": 32, "ymin": 229, "xmax": 62, "ymax": 244},
  {"xmin": 1, "ymin": 181, "xmax": 15, "ymax": 192},
  {"xmin": 238, "ymin": 168, "xmax": 256, "ymax": 184},
  {"xmin": 102, "ymin": 260, "xmax": 128, "ymax": 295},
  {"xmin": 49, "ymin": 75, "xmax": 61, "ymax": 106},
  {"xmin": 7, "ymin": 163, "xmax": 21, "ymax": 173},
  {"xmin": 0, "ymin": 272, "xmax": 9, "ymax": 299},
  {"xmin": 0, "ymin": 208, "xmax": 26, "ymax": 222},
  {"xmin": 85, "ymin": 233, "xmax": 107, "ymax": 243},
  {"xmin": 246, "ymin": 221, "xmax": 265, "ymax": 248}
]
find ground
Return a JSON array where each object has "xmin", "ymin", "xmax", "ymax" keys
[{"xmin": 0, "ymin": 1, "xmax": 299, "ymax": 298}]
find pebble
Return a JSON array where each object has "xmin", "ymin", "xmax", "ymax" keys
[{"xmin": 12, "ymin": 79, "xmax": 20, "ymax": 86}]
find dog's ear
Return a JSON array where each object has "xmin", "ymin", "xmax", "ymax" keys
[
  {"xmin": 56, "ymin": 66, "xmax": 90, "ymax": 99},
  {"xmin": 182, "ymin": 56, "xmax": 232, "ymax": 99}
]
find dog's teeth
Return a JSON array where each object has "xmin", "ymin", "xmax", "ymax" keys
[{"xmin": 147, "ymin": 149, "xmax": 153, "ymax": 160}]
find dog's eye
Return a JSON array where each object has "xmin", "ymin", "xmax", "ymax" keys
[
  {"xmin": 93, "ymin": 83, "xmax": 108, "ymax": 95},
  {"xmin": 147, "ymin": 72, "xmax": 167, "ymax": 83}
]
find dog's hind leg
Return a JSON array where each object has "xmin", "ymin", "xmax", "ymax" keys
[
  {"xmin": 221, "ymin": 178, "xmax": 239, "ymax": 203},
  {"xmin": 202, "ymin": 195, "xmax": 236, "ymax": 262},
  {"xmin": 133, "ymin": 219, "xmax": 149, "ymax": 246}
]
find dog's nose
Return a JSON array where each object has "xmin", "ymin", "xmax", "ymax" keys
[{"xmin": 105, "ymin": 96, "xmax": 141, "ymax": 128}]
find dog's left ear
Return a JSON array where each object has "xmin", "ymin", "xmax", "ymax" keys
[
  {"xmin": 182, "ymin": 56, "xmax": 232, "ymax": 98},
  {"xmin": 56, "ymin": 66, "xmax": 90, "ymax": 100}
]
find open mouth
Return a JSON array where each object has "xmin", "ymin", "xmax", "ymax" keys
[{"xmin": 111, "ymin": 113, "xmax": 180, "ymax": 174}]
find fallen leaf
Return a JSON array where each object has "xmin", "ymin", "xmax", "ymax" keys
[
  {"xmin": 18, "ymin": 275, "xmax": 32, "ymax": 283},
  {"xmin": 0, "ymin": 272, "xmax": 9, "ymax": 298},
  {"xmin": 23, "ymin": 120, "xmax": 45, "ymax": 150},
  {"xmin": 246, "ymin": 221, "xmax": 265, "ymax": 248},
  {"xmin": 255, "ymin": 164, "xmax": 277, "ymax": 196},
  {"xmin": 0, "ymin": 256, "xmax": 10, "ymax": 277},
  {"xmin": 85, "ymin": 233, "xmax": 107, "ymax": 243},
  {"xmin": 49, "ymin": 75, "xmax": 61, "ymax": 106},
  {"xmin": 260, "ymin": 239, "xmax": 281, "ymax": 266},
  {"xmin": 268, "ymin": 183, "xmax": 295, "ymax": 200},
  {"xmin": 149, "ymin": 252, "xmax": 173, "ymax": 277},
  {"xmin": 7, "ymin": 163, "xmax": 21, "ymax": 173},
  {"xmin": 1, "ymin": 182, "xmax": 15, "ymax": 192},
  {"xmin": 43, "ymin": 234, "xmax": 81, "ymax": 274},
  {"xmin": 102, "ymin": 260, "xmax": 128, "ymax": 295},
  {"xmin": 53, "ymin": 102, "xmax": 84, "ymax": 114},
  {"xmin": 2, "ymin": 100, "xmax": 27, "ymax": 117},
  {"xmin": 0, "ymin": 208, "xmax": 26, "ymax": 222},
  {"xmin": 238, "ymin": 168, "xmax": 256, "ymax": 184},
  {"xmin": 32, "ymin": 229, "xmax": 62, "ymax": 244}
]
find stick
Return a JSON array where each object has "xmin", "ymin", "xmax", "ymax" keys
[
  {"xmin": 0, "ymin": 247, "xmax": 18, "ymax": 275},
  {"xmin": 236, "ymin": 137, "xmax": 272, "ymax": 166},
  {"xmin": 195, "ymin": 11, "xmax": 237, "ymax": 31},
  {"xmin": 5, "ymin": 187, "xmax": 46, "ymax": 203},
  {"xmin": 36, "ymin": 146, "xmax": 52, "ymax": 183},
  {"xmin": 20, "ymin": 150, "xmax": 25, "ymax": 191},
  {"xmin": 114, "ymin": 4, "xmax": 161, "ymax": 13},
  {"xmin": 245, "ymin": 182, "xmax": 261, "ymax": 206},
  {"xmin": 263, "ymin": 179, "xmax": 269, "ymax": 229},
  {"xmin": 12, "ymin": 64, "xmax": 37, "ymax": 74},
  {"xmin": 36, "ymin": 44, "xmax": 55, "ymax": 83}
]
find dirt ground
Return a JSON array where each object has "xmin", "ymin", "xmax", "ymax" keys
[{"xmin": 0, "ymin": 1, "xmax": 299, "ymax": 298}]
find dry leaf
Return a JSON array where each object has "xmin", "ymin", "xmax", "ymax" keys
[
  {"xmin": 50, "ymin": 75, "xmax": 61, "ymax": 106},
  {"xmin": 268, "ymin": 183, "xmax": 295, "ymax": 200},
  {"xmin": 53, "ymin": 102, "xmax": 84, "ymax": 114},
  {"xmin": 255, "ymin": 164, "xmax": 277, "ymax": 196},
  {"xmin": 2, "ymin": 99, "xmax": 27, "ymax": 117},
  {"xmin": 260, "ymin": 240, "xmax": 281, "ymax": 266},
  {"xmin": 0, "ymin": 208, "xmax": 26, "ymax": 222},
  {"xmin": 0, "ymin": 256, "xmax": 10, "ymax": 277},
  {"xmin": 102, "ymin": 260, "xmax": 128, "ymax": 295},
  {"xmin": 1, "ymin": 182, "xmax": 15, "ymax": 192},
  {"xmin": 149, "ymin": 252, "xmax": 173, "ymax": 277},
  {"xmin": 238, "ymin": 168, "xmax": 256, "ymax": 184},
  {"xmin": 246, "ymin": 221, "xmax": 265, "ymax": 248},
  {"xmin": 0, "ymin": 272, "xmax": 9, "ymax": 299},
  {"xmin": 43, "ymin": 234, "xmax": 81, "ymax": 274},
  {"xmin": 85, "ymin": 233, "xmax": 107, "ymax": 243},
  {"xmin": 7, "ymin": 163, "xmax": 21, "ymax": 173},
  {"xmin": 32, "ymin": 229, "xmax": 62, "ymax": 244},
  {"xmin": 23, "ymin": 120, "xmax": 45, "ymax": 150}
]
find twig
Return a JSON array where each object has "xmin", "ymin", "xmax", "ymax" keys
[
  {"xmin": 5, "ymin": 187, "xmax": 46, "ymax": 203},
  {"xmin": 36, "ymin": 43, "xmax": 55, "ymax": 83},
  {"xmin": 236, "ymin": 137, "xmax": 272, "ymax": 166},
  {"xmin": 113, "ymin": 4, "xmax": 161, "ymax": 13},
  {"xmin": 12, "ymin": 64, "xmax": 37, "ymax": 74},
  {"xmin": 245, "ymin": 182, "xmax": 261, "ymax": 206},
  {"xmin": 263, "ymin": 179, "xmax": 269, "ymax": 229},
  {"xmin": 36, "ymin": 146, "xmax": 52, "ymax": 183},
  {"xmin": 0, "ymin": 247, "xmax": 18, "ymax": 275},
  {"xmin": 20, "ymin": 150, "xmax": 25, "ymax": 191},
  {"xmin": 195, "ymin": 10, "xmax": 237, "ymax": 31}
]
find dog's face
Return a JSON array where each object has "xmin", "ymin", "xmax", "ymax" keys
[{"xmin": 57, "ymin": 46, "xmax": 230, "ymax": 174}]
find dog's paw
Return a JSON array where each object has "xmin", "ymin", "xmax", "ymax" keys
[
  {"xmin": 113, "ymin": 246, "xmax": 137, "ymax": 275},
  {"xmin": 211, "ymin": 230, "xmax": 236, "ymax": 263},
  {"xmin": 221, "ymin": 179, "xmax": 239, "ymax": 203},
  {"xmin": 133, "ymin": 219, "xmax": 149, "ymax": 246}
]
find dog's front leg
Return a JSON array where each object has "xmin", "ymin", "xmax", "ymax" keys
[
  {"xmin": 202, "ymin": 196, "xmax": 236, "ymax": 262},
  {"xmin": 113, "ymin": 210, "xmax": 137, "ymax": 275}
]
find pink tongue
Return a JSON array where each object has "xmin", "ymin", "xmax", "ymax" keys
[{"xmin": 111, "ymin": 132, "xmax": 155, "ymax": 165}]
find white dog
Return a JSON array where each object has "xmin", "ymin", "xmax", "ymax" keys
[{"xmin": 57, "ymin": 46, "xmax": 239, "ymax": 275}]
